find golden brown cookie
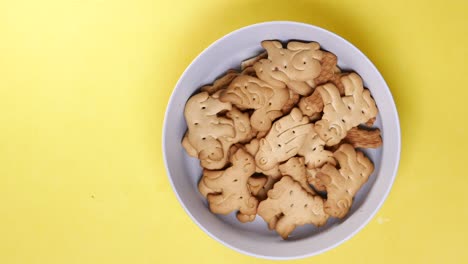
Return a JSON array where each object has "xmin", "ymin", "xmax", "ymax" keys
[
  {"xmin": 278, "ymin": 157, "xmax": 315, "ymax": 194},
  {"xmin": 298, "ymin": 127, "xmax": 336, "ymax": 169},
  {"xmin": 255, "ymin": 108, "xmax": 313, "ymax": 171},
  {"xmin": 313, "ymin": 51, "xmax": 345, "ymax": 93},
  {"xmin": 240, "ymin": 66, "xmax": 257, "ymax": 77},
  {"xmin": 295, "ymin": 128, "xmax": 336, "ymax": 192},
  {"xmin": 298, "ymin": 76, "xmax": 346, "ymax": 118},
  {"xmin": 317, "ymin": 144, "xmax": 374, "ymax": 218},
  {"xmin": 232, "ymin": 141, "xmax": 280, "ymax": 179},
  {"xmin": 344, "ymin": 127, "xmax": 382, "ymax": 149},
  {"xmin": 253, "ymin": 40, "xmax": 323, "ymax": 96},
  {"xmin": 220, "ymin": 75, "xmax": 289, "ymax": 132},
  {"xmin": 183, "ymin": 92, "xmax": 233, "ymax": 163},
  {"xmin": 298, "ymin": 88, "xmax": 323, "ymax": 117},
  {"xmin": 242, "ymin": 139, "xmax": 282, "ymax": 200},
  {"xmin": 199, "ymin": 106, "xmax": 253, "ymax": 170},
  {"xmin": 248, "ymin": 173, "xmax": 282, "ymax": 201},
  {"xmin": 299, "ymin": 52, "xmax": 347, "ymax": 117},
  {"xmin": 199, "ymin": 148, "xmax": 258, "ymax": 223},
  {"xmin": 257, "ymin": 176, "xmax": 329, "ymax": 239},
  {"xmin": 306, "ymin": 167, "xmax": 326, "ymax": 192},
  {"xmin": 314, "ymin": 73, "xmax": 378, "ymax": 146}
]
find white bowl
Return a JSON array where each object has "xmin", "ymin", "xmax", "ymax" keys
[{"xmin": 162, "ymin": 21, "xmax": 400, "ymax": 260}]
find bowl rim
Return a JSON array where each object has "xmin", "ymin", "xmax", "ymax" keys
[{"xmin": 162, "ymin": 21, "xmax": 401, "ymax": 260}]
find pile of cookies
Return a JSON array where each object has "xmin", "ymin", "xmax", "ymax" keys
[{"xmin": 182, "ymin": 40, "xmax": 382, "ymax": 239}]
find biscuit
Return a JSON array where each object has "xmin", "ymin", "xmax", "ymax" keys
[
  {"xmin": 255, "ymin": 108, "xmax": 313, "ymax": 171},
  {"xmin": 183, "ymin": 92, "xmax": 233, "ymax": 163},
  {"xmin": 199, "ymin": 148, "xmax": 259, "ymax": 222},
  {"xmin": 294, "ymin": 127, "xmax": 335, "ymax": 192},
  {"xmin": 278, "ymin": 157, "xmax": 315, "ymax": 194},
  {"xmin": 240, "ymin": 66, "xmax": 257, "ymax": 77},
  {"xmin": 344, "ymin": 127, "xmax": 382, "ymax": 149},
  {"xmin": 220, "ymin": 75, "xmax": 289, "ymax": 132},
  {"xmin": 298, "ymin": 127, "xmax": 336, "ymax": 169},
  {"xmin": 314, "ymin": 51, "xmax": 345, "ymax": 93},
  {"xmin": 298, "ymin": 50, "xmax": 345, "ymax": 117},
  {"xmin": 257, "ymin": 176, "xmax": 329, "ymax": 239},
  {"xmin": 199, "ymin": 106, "xmax": 253, "ymax": 170},
  {"xmin": 298, "ymin": 75, "xmax": 346, "ymax": 118},
  {"xmin": 254, "ymin": 40, "xmax": 323, "ymax": 95},
  {"xmin": 243, "ymin": 138, "xmax": 260, "ymax": 156},
  {"xmin": 255, "ymin": 130, "xmax": 268, "ymax": 139},
  {"xmin": 298, "ymin": 88, "xmax": 323, "ymax": 117},
  {"xmin": 309, "ymin": 112, "xmax": 323, "ymax": 122},
  {"xmin": 243, "ymin": 139, "xmax": 282, "ymax": 200},
  {"xmin": 314, "ymin": 73, "xmax": 378, "ymax": 146},
  {"xmin": 299, "ymin": 51, "xmax": 346, "ymax": 117},
  {"xmin": 317, "ymin": 144, "xmax": 374, "ymax": 218},
  {"xmin": 306, "ymin": 168, "xmax": 326, "ymax": 192},
  {"xmin": 248, "ymin": 174, "xmax": 282, "ymax": 201},
  {"xmin": 254, "ymin": 166, "xmax": 283, "ymax": 200}
]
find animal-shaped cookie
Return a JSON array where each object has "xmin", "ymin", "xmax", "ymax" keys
[
  {"xmin": 255, "ymin": 108, "xmax": 313, "ymax": 171},
  {"xmin": 299, "ymin": 52, "xmax": 345, "ymax": 117},
  {"xmin": 220, "ymin": 75, "xmax": 289, "ymax": 132},
  {"xmin": 298, "ymin": 88, "xmax": 324, "ymax": 117},
  {"xmin": 248, "ymin": 174, "xmax": 282, "ymax": 201},
  {"xmin": 298, "ymin": 127, "xmax": 336, "ymax": 169},
  {"xmin": 243, "ymin": 139, "xmax": 282, "ymax": 200},
  {"xmin": 314, "ymin": 73, "xmax": 378, "ymax": 146},
  {"xmin": 200, "ymin": 107, "xmax": 253, "ymax": 169},
  {"xmin": 317, "ymin": 144, "xmax": 374, "ymax": 218},
  {"xmin": 278, "ymin": 157, "xmax": 315, "ymax": 194},
  {"xmin": 343, "ymin": 127, "xmax": 382, "ymax": 149},
  {"xmin": 313, "ymin": 51, "xmax": 344, "ymax": 92},
  {"xmin": 257, "ymin": 176, "xmax": 329, "ymax": 239},
  {"xmin": 183, "ymin": 92, "xmax": 233, "ymax": 162},
  {"xmin": 242, "ymin": 139, "xmax": 281, "ymax": 178},
  {"xmin": 199, "ymin": 148, "xmax": 258, "ymax": 223},
  {"xmin": 253, "ymin": 41, "xmax": 323, "ymax": 96}
]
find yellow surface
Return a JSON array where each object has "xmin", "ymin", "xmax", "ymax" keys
[{"xmin": 1, "ymin": 0, "xmax": 467, "ymax": 263}]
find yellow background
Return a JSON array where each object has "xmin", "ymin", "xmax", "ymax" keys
[{"xmin": 1, "ymin": 0, "xmax": 467, "ymax": 263}]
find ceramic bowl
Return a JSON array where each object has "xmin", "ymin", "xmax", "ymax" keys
[{"xmin": 162, "ymin": 21, "xmax": 400, "ymax": 260}]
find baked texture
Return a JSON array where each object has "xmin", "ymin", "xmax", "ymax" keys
[
  {"xmin": 257, "ymin": 176, "xmax": 329, "ymax": 239},
  {"xmin": 317, "ymin": 144, "xmax": 374, "ymax": 218},
  {"xmin": 254, "ymin": 40, "xmax": 323, "ymax": 96},
  {"xmin": 199, "ymin": 148, "xmax": 259, "ymax": 223}
]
